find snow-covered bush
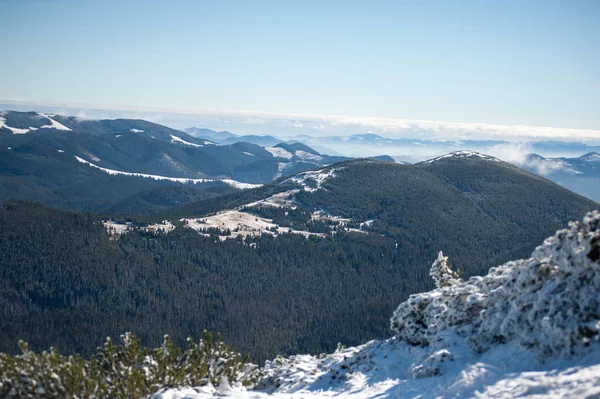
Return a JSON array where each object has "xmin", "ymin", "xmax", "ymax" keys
[
  {"xmin": 391, "ymin": 210, "xmax": 600, "ymax": 358},
  {"xmin": 0, "ymin": 331, "xmax": 258, "ymax": 398}
]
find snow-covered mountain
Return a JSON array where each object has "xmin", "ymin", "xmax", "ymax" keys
[{"xmin": 155, "ymin": 210, "xmax": 600, "ymax": 398}]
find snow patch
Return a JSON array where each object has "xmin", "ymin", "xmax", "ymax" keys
[
  {"xmin": 57, "ymin": 150, "xmax": 64, "ymax": 153},
  {"xmin": 286, "ymin": 168, "xmax": 341, "ymax": 192},
  {"xmin": 295, "ymin": 150, "xmax": 322, "ymax": 161},
  {"xmin": 267, "ymin": 147, "xmax": 293, "ymax": 159},
  {"xmin": 130, "ymin": 128, "xmax": 144, "ymax": 133},
  {"xmin": 0, "ymin": 117, "xmax": 29, "ymax": 134},
  {"xmin": 183, "ymin": 210, "xmax": 323, "ymax": 240},
  {"xmin": 74, "ymin": 156, "xmax": 260, "ymax": 189},
  {"xmin": 39, "ymin": 114, "xmax": 71, "ymax": 131},
  {"xmin": 420, "ymin": 150, "xmax": 502, "ymax": 165},
  {"xmin": 170, "ymin": 134, "xmax": 202, "ymax": 147}
]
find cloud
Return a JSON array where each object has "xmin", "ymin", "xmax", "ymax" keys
[
  {"xmin": 485, "ymin": 142, "xmax": 575, "ymax": 176},
  {"xmin": 2, "ymin": 99, "xmax": 599, "ymax": 141}
]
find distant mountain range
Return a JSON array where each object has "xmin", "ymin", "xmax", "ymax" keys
[
  {"xmin": 184, "ymin": 127, "xmax": 600, "ymax": 162},
  {"xmin": 0, "ymin": 111, "xmax": 393, "ymax": 213},
  {"xmin": 513, "ymin": 152, "xmax": 600, "ymax": 203}
]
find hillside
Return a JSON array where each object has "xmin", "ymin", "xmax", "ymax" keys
[
  {"xmin": 172, "ymin": 152, "xmax": 598, "ymax": 277},
  {"xmin": 0, "ymin": 152, "xmax": 597, "ymax": 366},
  {"xmin": 156, "ymin": 210, "xmax": 600, "ymax": 398},
  {"xmin": 1, "ymin": 111, "xmax": 373, "ymax": 212}
]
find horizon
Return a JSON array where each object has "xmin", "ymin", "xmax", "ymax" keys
[
  {"xmin": 2, "ymin": 100, "xmax": 600, "ymax": 145},
  {"xmin": 2, "ymin": 0, "xmax": 599, "ymax": 137}
]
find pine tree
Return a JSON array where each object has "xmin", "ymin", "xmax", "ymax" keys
[{"xmin": 429, "ymin": 251, "xmax": 461, "ymax": 288}]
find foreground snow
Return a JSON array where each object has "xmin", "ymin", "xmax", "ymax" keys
[{"xmin": 153, "ymin": 339, "xmax": 600, "ymax": 399}]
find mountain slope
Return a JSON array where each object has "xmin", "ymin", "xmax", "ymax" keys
[
  {"xmin": 156, "ymin": 210, "xmax": 600, "ymax": 398},
  {"xmin": 178, "ymin": 152, "xmax": 597, "ymax": 278},
  {"xmin": 1, "ymin": 151, "xmax": 596, "ymax": 366}
]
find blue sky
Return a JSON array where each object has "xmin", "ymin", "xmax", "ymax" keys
[{"xmin": 1, "ymin": 0, "xmax": 599, "ymax": 131}]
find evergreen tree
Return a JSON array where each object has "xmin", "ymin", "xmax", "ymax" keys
[{"xmin": 429, "ymin": 251, "xmax": 461, "ymax": 288}]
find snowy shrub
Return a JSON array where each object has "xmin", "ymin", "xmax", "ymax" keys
[
  {"xmin": 391, "ymin": 210, "xmax": 600, "ymax": 358},
  {"xmin": 0, "ymin": 331, "xmax": 258, "ymax": 398},
  {"xmin": 407, "ymin": 349, "xmax": 454, "ymax": 378}
]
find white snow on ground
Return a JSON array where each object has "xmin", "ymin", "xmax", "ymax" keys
[
  {"xmin": 131, "ymin": 128, "xmax": 144, "ymax": 133},
  {"xmin": 243, "ymin": 190, "xmax": 300, "ymax": 209},
  {"xmin": 39, "ymin": 114, "xmax": 71, "ymax": 131},
  {"xmin": 267, "ymin": 147, "xmax": 294, "ymax": 159},
  {"xmin": 582, "ymin": 153, "xmax": 600, "ymax": 162},
  {"xmin": 274, "ymin": 162, "xmax": 290, "ymax": 179},
  {"xmin": 154, "ymin": 340, "xmax": 600, "ymax": 399},
  {"xmin": 170, "ymin": 134, "xmax": 202, "ymax": 147},
  {"xmin": 74, "ymin": 156, "xmax": 261, "ymax": 189},
  {"xmin": 419, "ymin": 150, "xmax": 501, "ymax": 164},
  {"xmin": 183, "ymin": 210, "xmax": 323, "ymax": 240},
  {"xmin": 103, "ymin": 220, "xmax": 175, "ymax": 237},
  {"xmin": 221, "ymin": 179, "xmax": 263, "ymax": 190},
  {"xmin": 103, "ymin": 220, "xmax": 134, "ymax": 236},
  {"xmin": 0, "ymin": 117, "xmax": 29, "ymax": 134},
  {"xmin": 295, "ymin": 150, "xmax": 322, "ymax": 161},
  {"xmin": 243, "ymin": 151, "xmax": 255, "ymax": 156},
  {"xmin": 145, "ymin": 221, "xmax": 175, "ymax": 233},
  {"xmin": 0, "ymin": 114, "xmax": 71, "ymax": 133},
  {"xmin": 57, "ymin": 150, "xmax": 64, "ymax": 153},
  {"xmin": 286, "ymin": 168, "xmax": 341, "ymax": 192}
]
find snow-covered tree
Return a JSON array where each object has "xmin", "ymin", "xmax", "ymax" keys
[
  {"xmin": 391, "ymin": 210, "xmax": 600, "ymax": 358},
  {"xmin": 429, "ymin": 251, "xmax": 462, "ymax": 288}
]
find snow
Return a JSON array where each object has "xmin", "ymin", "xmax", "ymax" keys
[
  {"xmin": 182, "ymin": 210, "xmax": 323, "ymax": 240},
  {"xmin": 243, "ymin": 190, "xmax": 300, "ymax": 209},
  {"xmin": 39, "ymin": 114, "xmax": 71, "ymax": 131},
  {"xmin": 103, "ymin": 220, "xmax": 134, "ymax": 236},
  {"xmin": 57, "ymin": 150, "xmax": 64, "ymax": 153},
  {"xmin": 221, "ymin": 179, "xmax": 262, "ymax": 190},
  {"xmin": 74, "ymin": 156, "xmax": 260, "ymax": 190},
  {"xmin": 295, "ymin": 150, "xmax": 322, "ymax": 161},
  {"xmin": 582, "ymin": 153, "xmax": 600, "ymax": 162},
  {"xmin": 170, "ymin": 134, "xmax": 202, "ymax": 147},
  {"xmin": 420, "ymin": 151, "xmax": 502, "ymax": 165},
  {"xmin": 156, "ymin": 210, "xmax": 600, "ymax": 398},
  {"xmin": 145, "ymin": 221, "xmax": 175, "ymax": 233},
  {"xmin": 0, "ymin": 113, "xmax": 71, "ymax": 133},
  {"xmin": 0, "ymin": 117, "xmax": 29, "ymax": 134},
  {"xmin": 243, "ymin": 151, "xmax": 255, "ymax": 156},
  {"xmin": 267, "ymin": 147, "xmax": 293, "ymax": 159},
  {"xmin": 154, "ymin": 340, "xmax": 600, "ymax": 399},
  {"xmin": 130, "ymin": 128, "xmax": 144, "ymax": 133},
  {"xmin": 285, "ymin": 168, "xmax": 341, "ymax": 192}
]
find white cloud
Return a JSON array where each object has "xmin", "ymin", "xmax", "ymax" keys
[{"xmin": 2, "ymin": 99, "xmax": 599, "ymax": 141}]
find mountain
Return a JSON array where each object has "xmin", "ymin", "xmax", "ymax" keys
[
  {"xmin": 221, "ymin": 135, "xmax": 283, "ymax": 147},
  {"xmin": 1, "ymin": 152, "xmax": 596, "ymax": 365},
  {"xmin": 183, "ymin": 127, "xmax": 237, "ymax": 142},
  {"xmin": 157, "ymin": 210, "xmax": 600, "ymax": 399},
  {"xmin": 515, "ymin": 152, "xmax": 600, "ymax": 203},
  {"xmin": 2, "ymin": 111, "xmax": 394, "ymax": 212}
]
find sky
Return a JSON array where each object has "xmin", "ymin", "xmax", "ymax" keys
[{"xmin": 1, "ymin": 0, "xmax": 599, "ymax": 136}]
